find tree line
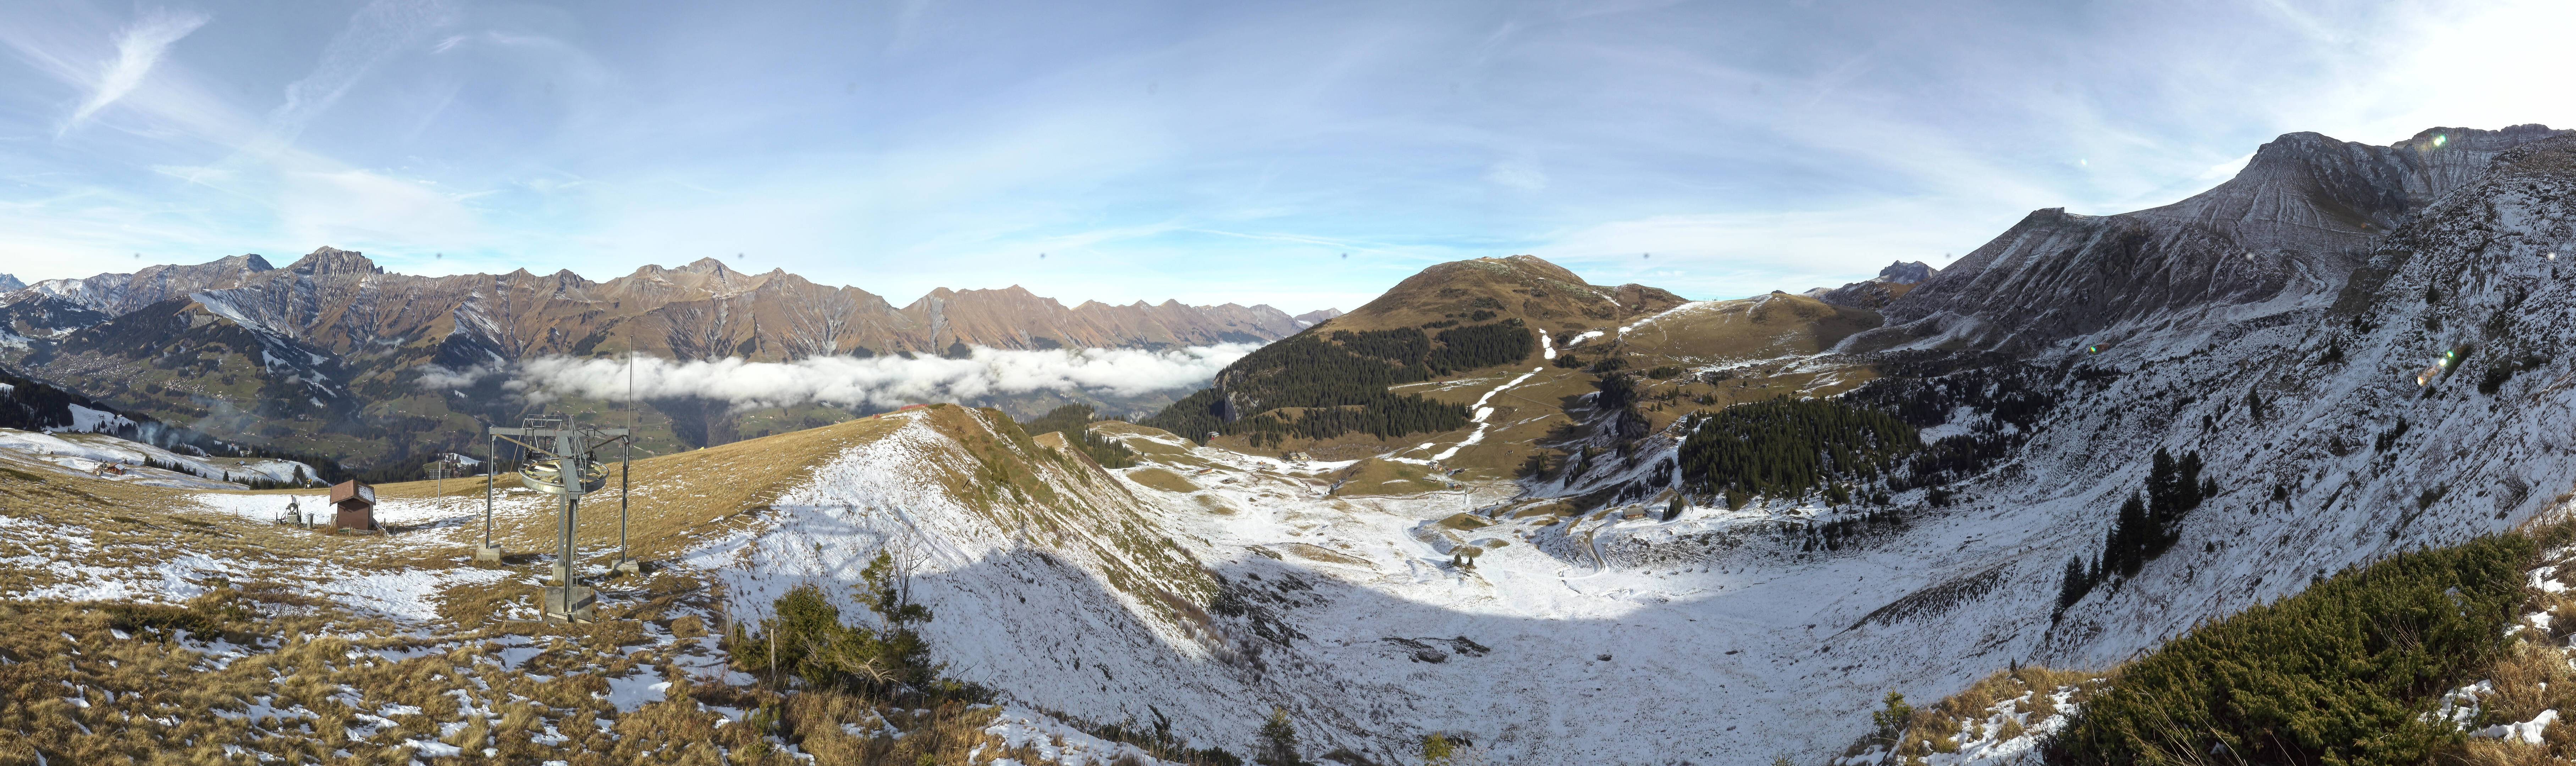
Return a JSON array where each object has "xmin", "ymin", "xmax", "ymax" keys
[
  {"xmin": 1229, "ymin": 396, "xmax": 1475, "ymax": 449},
  {"xmin": 1427, "ymin": 320, "xmax": 1534, "ymax": 374},
  {"xmin": 1847, "ymin": 357, "xmax": 2058, "ymax": 491},
  {"xmin": 1143, "ymin": 318, "xmax": 1533, "ymax": 444},
  {"xmin": 1676, "ymin": 397, "xmax": 1918, "ymax": 508}
]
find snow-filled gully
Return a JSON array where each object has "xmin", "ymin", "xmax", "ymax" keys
[{"xmin": 1430, "ymin": 367, "xmax": 1542, "ymax": 462}]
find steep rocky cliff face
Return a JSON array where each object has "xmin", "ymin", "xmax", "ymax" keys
[{"xmin": 1868, "ymin": 125, "xmax": 2570, "ymax": 353}]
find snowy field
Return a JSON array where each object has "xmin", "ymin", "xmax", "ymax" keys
[
  {"xmin": 0, "ymin": 428, "xmax": 315, "ymax": 487},
  {"xmin": 678, "ymin": 402, "xmax": 2060, "ymax": 764},
  {"xmin": 677, "ymin": 156, "xmax": 2576, "ymax": 763}
]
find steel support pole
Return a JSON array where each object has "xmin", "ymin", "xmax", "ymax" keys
[
  {"xmin": 619, "ymin": 439, "xmax": 630, "ymax": 566},
  {"xmin": 484, "ymin": 434, "xmax": 495, "ymax": 549},
  {"xmin": 556, "ymin": 431, "xmax": 580, "ymax": 588}
]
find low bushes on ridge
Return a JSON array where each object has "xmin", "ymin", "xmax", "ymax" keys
[{"xmin": 2043, "ymin": 533, "xmax": 2533, "ymax": 765}]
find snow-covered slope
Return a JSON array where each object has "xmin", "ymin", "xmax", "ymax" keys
[
  {"xmin": 0, "ymin": 429, "xmax": 316, "ymax": 488},
  {"xmin": 1758, "ymin": 131, "xmax": 2576, "ymax": 753},
  {"xmin": 672, "ymin": 129, "xmax": 2576, "ymax": 765},
  {"xmin": 678, "ymin": 401, "xmax": 2050, "ymax": 763},
  {"xmin": 13, "ymin": 125, "xmax": 2567, "ymax": 765}
]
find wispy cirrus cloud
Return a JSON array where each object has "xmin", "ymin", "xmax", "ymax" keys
[
  {"xmin": 61, "ymin": 7, "xmax": 208, "ymax": 134},
  {"xmin": 6, "ymin": 0, "xmax": 2576, "ymax": 313}
]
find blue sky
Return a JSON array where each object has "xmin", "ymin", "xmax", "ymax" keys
[{"xmin": 1, "ymin": 0, "xmax": 2570, "ymax": 313}]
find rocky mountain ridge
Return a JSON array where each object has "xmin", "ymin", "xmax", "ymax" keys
[
  {"xmin": 1290, "ymin": 307, "xmax": 1342, "ymax": 328},
  {"xmin": 0, "ymin": 250, "xmax": 1309, "ymax": 468},
  {"xmin": 1865, "ymin": 124, "xmax": 2571, "ymax": 353},
  {"xmin": 1806, "ymin": 260, "xmax": 1939, "ymax": 310},
  {"xmin": 13, "ymin": 250, "xmax": 1301, "ymax": 359}
]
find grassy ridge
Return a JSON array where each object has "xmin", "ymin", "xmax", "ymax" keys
[{"xmin": 1016, "ymin": 404, "xmax": 1139, "ymax": 468}]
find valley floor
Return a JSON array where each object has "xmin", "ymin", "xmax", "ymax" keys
[{"xmin": 0, "ymin": 393, "xmax": 2293, "ymax": 765}]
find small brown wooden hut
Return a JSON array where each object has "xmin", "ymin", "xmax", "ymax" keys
[{"xmin": 327, "ymin": 480, "xmax": 378, "ymax": 531}]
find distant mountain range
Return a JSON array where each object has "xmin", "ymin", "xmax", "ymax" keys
[
  {"xmin": 7, "ymin": 250, "xmax": 1299, "ymax": 358},
  {"xmin": 0, "ymin": 251, "xmax": 1311, "ymax": 469}
]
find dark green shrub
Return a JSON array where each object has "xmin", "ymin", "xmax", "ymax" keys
[
  {"xmin": 2477, "ymin": 354, "xmax": 2548, "ymax": 395},
  {"xmin": 2044, "ymin": 534, "xmax": 2532, "ymax": 765},
  {"xmin": 730, "ymin": 552, "xmax": 955, "ymax": 700}
]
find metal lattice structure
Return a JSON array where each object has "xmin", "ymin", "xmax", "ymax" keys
[{"xmin": 487, "ymin": 416, "xmax": 632, "ymax": 622}]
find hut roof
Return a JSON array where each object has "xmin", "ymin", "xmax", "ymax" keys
[{"xmin": 328, "ymin": 480, "xmax": 376, "ymax": 506}]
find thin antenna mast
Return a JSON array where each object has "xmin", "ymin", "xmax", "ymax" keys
[
  {"xmin": 615, "ymin": 327, "xmax": 639, "ymax": 574},
  {"xmin": 622, "ymin": 346, "xmax": 632, "ymax": 564}
]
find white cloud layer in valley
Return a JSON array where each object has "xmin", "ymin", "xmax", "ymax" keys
[{"xmin": 469, "ymin": 344, "xmax": 1257, "ymax": 411}]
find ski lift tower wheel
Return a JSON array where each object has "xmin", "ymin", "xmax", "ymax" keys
[{"xmin": 491, "ymin": 417, "xmax": 631, "ymax": 623}]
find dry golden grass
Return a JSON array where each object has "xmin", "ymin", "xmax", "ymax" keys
[
  {"xmin": 378, "ymin": 412, "xmax": 906, "ymax": 561},
  {"xmin": 184, "ymin": 411, "xmax": 909, "ymax": 567},
  {"xmin": 1126, "ymin": 467, "xmax": 1201, "ymax": 494},
  {"xmin": 1934, "ymin": 667, "xmax": 2103, "ymax": 744},
  {"xmin": 1266, "ymin": 542, "xmax": 1373, "ymax": 568},
  {"xmin": 1332, "ymin": 458, "xmax": 1448, "ymax": 497},
  {"xmin": 1436, "ymin": 513, "xmax": 1493, "ymax": 531},
  {"xmin": 2447, "ymin": 512, "xmax": 2576, "ymax": 764},
  {"xmin": 0, "ymin": 403, "xmax": 1237, "ymax": 765},
  {"xmin": 1614, "ymin": 292, "xmax": 1882, "ymax": 361},
  {"xmin": 1191, "ymin": 494, "xmax": 1237, "ymax": 515},
  {"xmin": 0, "ymin": 591, "xmax": 689, "ymax": 764},
  {"xmin": 1089, "ymin": 422, "xmax": 1218, "ymax": 469},
  {"xmin": 1854, "ymin": 665, "xmax": 2109, "ymax": 761},
  {"xmin": 0, "ymin": 576, "xmax": 1064, "ymax": 765}
]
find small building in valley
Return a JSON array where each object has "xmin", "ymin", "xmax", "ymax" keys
[{"xmin": 327, "ymin": 480, "xmax": 379, "ymax": 531}]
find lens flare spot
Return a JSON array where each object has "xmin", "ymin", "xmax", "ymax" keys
[{"xmin": 2434, "ymin": 134, "xmax": 2449, "ymax": 148}]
